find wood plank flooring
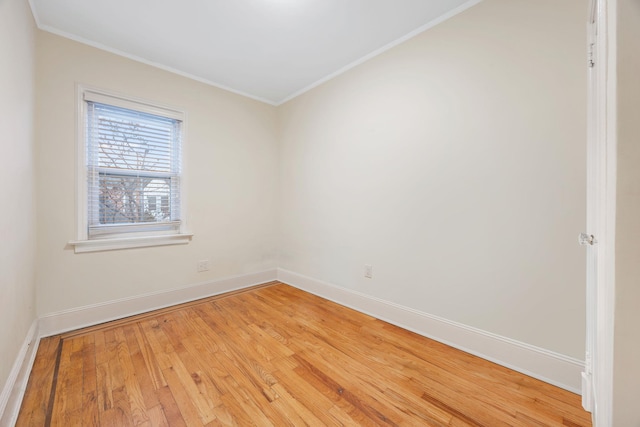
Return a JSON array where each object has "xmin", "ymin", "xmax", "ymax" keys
[{"xmin": 16, "ymin": 282, "xmax": 592, "ymax": 426}]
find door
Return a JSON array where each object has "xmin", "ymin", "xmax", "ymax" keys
[
  {"xmin": 583, "ymin": 0, "xmax": 615, "ymax": 425},
  {"xmin": 580, "ymin": 0, "xmax": 599, "ymax": 412}
]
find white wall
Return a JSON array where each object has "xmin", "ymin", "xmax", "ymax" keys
[
  {"xmin": 613, "ymin": 0, "xmax": 640, "ymax": 423},
  {"xmin": 278, "ymin": 0, "xmax": 587, "ymax": 359},
  {"xmin": 35, "ymin": 32, "xmax": 279, "ymax": 316},
  {"xmin": 0, "ymin": 0, "xmax": 37, "ymax": 401}
]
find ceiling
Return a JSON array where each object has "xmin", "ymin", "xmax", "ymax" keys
[{"xmin": 30, "ymin": 0, "xmax": 479, "ymax": 105}]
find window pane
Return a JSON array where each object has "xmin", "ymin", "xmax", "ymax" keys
[
  {"xmin": 86, "ymin": 98, "xmax": 182, "ymax": 238},
  {"xmin": 92, "ymin": 103, "xmax": 176, "ymax": 173},
  {"xmin": 98, "ymin": 174, "xmax": 172, "ymax": 224}
]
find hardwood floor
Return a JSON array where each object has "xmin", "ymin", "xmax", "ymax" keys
[{"xmin": 16, "ymin": 282, "xmax": 592, "ymax": 426}]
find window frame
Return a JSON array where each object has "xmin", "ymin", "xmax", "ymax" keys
[{"xmin": 69, "ymin": 85, "xmax": 192, "ymax": 253}]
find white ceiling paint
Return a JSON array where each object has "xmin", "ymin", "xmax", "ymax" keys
[{"xmin": 30, "ymin": 0, "xmax": 481, "ymax": 105}]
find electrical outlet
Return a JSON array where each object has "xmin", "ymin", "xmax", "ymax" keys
[
  {"xmin": 364, "ymin": 264, "xmax": 373, "ymax": 279},
  {"xmin": 197, "ymin": 260, "xmax": 210, "ymax": 272}
]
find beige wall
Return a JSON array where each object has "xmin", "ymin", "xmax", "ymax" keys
[
  {"xmin": 278, "ymin": 0, "xmax": 587, "ymax": 358},
  {"xmin": 0, "ymin": 0, "xmax": 37, "ymax": 396},
  {"xmin": 613, "ymin": 0, "xmax": 640, "ymax": 423},
  {"xmin": 35, "ymin": 33, "xmax": 279, "ymax": 315}
]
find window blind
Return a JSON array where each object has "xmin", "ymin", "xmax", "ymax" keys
[{"xmin": 86, "ymin": 101, "xmax": 182, "ymax": 238}]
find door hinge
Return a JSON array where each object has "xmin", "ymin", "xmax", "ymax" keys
[{"xmin": 579, "ymin": 232, "xmax": 596, "ymax": 246}]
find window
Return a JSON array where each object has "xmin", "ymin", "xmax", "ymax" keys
[{"xmin": 70, "ymin": 87, "xmax": 191, "ymax": 253}]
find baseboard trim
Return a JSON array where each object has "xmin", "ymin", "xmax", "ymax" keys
[
  {"xmin": 0, "ymin": 320, "xmax": 40, "ymax": 427},
  {"xmin": 38, "ymin": 269, "xmax": 278, "ymax": 337},
  {"xmin": 277, "ymin": 268, "xmax": 584, "ymax": 393}
]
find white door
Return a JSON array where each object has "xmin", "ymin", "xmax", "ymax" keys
[
  {"xmin": 583, "ymin": 0, "xmax": 615, "ymax": 425},
  {"xmin": 580, "ymin": 0, "xmax": 600, "ymax": 412}
]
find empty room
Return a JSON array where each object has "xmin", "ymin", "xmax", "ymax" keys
[{"xmin": 1, "ymin": 0, "xmax": 638, "ymax": 425}]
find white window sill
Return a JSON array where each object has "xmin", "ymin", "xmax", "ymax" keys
[{"xmin": 68, "ymin": 233, "xmax": 193, "ymax": 253}]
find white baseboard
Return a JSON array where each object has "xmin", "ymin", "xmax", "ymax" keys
[
  {"xmin": 39, "ymin": 269, "xmax": 278, "ymax": 337},
  {"xmin": 0, "ymin": 320, "xmax": 40, "ymax": 427},
  {"xmin": 277, "ymin": 268, "xmax": 584, "ymax": 393}
]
